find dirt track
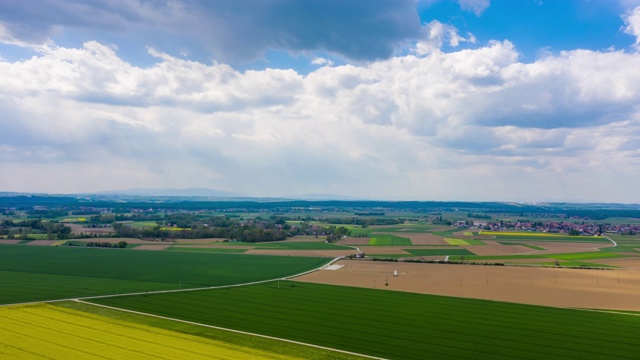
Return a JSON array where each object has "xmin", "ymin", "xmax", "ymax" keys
[{"xmin": 294, "ymin": 260, "xmax": 640, "ymax": 311}]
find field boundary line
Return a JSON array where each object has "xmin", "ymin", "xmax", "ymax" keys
[
  {"xmin": 75, "ymin": 299, "xmax": 386, "ymax": 360},
  {"xmin": 573, "ymin": 308, "xmax": 640, "ymax": 316}
]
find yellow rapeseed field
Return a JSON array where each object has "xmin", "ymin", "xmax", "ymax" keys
[
  {"xmin": 444, "ymin": 237, "xmax": 469, "ymax": 245},
  {"xmin": 0, "ymin": 303, "xmax": 301, "ymax": 359}
]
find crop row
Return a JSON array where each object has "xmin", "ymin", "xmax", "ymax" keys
[{"xmin": 91, "ymin": 281, "xmax": 640, "ymax": 360}]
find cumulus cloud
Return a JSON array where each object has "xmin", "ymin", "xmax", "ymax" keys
[
  {"xmin": 414, "ymin": 20, "xmax": 477, "ymax": 55},
  {"xmin": 2, "ymin": 35, "xmax": 640, "ymax": 201},
  {"xmin": 457, "ymin": 0, "xmax": 490, "ymax": 16},
  {"xmin": 311, "ymin": 57, "xmax": 334, "ymax": 67},
  {"xmin": 623, "ymin": 5, "xmax": 640, "ymax": 49}
]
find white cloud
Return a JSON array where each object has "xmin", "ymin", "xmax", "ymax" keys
[
  {"xmin": 623, "ymin": 5, "xmax": 640, "ymax": 49},
  {"xmin": 311, "ymin": 57, "xmax": 334, "ymax": 66},
  {"xmin": 457, "ymin": 0, "xmax": 491, "ymax": 16},
  {"xmin": 1, "ymin": 38, "xmax": 640, "ymax": 201},
  {"xmin": 414, "ymin": 20, "xmax": 477, "ymax": 55}
]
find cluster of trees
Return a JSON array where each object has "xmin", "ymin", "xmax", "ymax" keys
[
  {"xmin": 83, "ymin": 241, "xmax": 128, "ymax": 248},
  {"xmin": 0, "ymin": 219, "xmax": 72, "ymax": 239},
  {"xmin": 112, "ymin": 221, "xmax": 288, "ymax": 242},
  {"xmin": 318, "ymin": 217, "xmax": 403, "ymax": 227},
  {"xmin": 325, "ymin": 226, "xmax": 350, "ymax": 242},
  {"xmin": 25, "ymin": 208, "xmax": 69, "ymax": 218},
  {"xmin": 88, "ymin": 213, "xmax": 164, "ymax": 224}
]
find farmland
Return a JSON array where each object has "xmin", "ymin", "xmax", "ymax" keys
[
  {"xmin": 89, "ymin": 281, "xmax": 640, "ymax": 360},
  {"xmin": 3, "ymin": 196, "xmax": 640, "ymax": 358},
  {"xmin": 0, "ymin": 245, "xmax": 328, "ymax": 304},
  {"xmin": 0, "ymin": 303, "xmax": 336, "ymax": 360}
]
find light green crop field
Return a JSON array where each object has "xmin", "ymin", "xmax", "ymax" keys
[
  {"xmin": 90, "ymin": 281, "xmax": 640, "ymax": 360},
  {"xmin": 368, "ymin": 234, "xmax": 412, "ymax": 246},
  {"xmin": 444, "ymin": 237, "xmax": 485, "ymax": 245},
  {"xmin": 254, "ymin": 242, "xmax": 352, "ymax": 250},
  {"xmin": 167, "ymin": 247, "xmax": 248, "ymax": 253},
  {"xmin": 0, "ymin": 245, "xmax": 329, "ymax": 304},
  {"xmin": 122, "ymin": 221, "xmax": 159, "ymax": 228}
]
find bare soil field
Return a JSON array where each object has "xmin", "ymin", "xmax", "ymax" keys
[
  {"xmin": 26, "ymin": 240, "xmax": 56, "ymax": 246},
  {"xmin": 400, "ymin": 233, "xmax": 449, "ymax": 245},
  {"xmin": 295, "ymin": 260, "xmax": 640, "ymax": 311},
  {"xmin": 0, "ymin": 239, "xmax": 21, "ymax": 244},
  {"xmin": 337, "ymin": 237, "xmax": 370, "ymax": 245},
  {"xmin": 594, "ymin": 257, "xmax": 640, "ymax": 269},
  {"xmin": 526, "ymin": 241, "xmax": 609, "ymax": 254},
  {"xmin": 358, "ymin": 246, "xmax": 412, "ymax": 255},
  {"xmin": 467, "ymin": 241, "xmax": 532, "ymax": 256},
  {"xmin": 67, "ymin": 224, "xmax": 115, "ymax": 235}
]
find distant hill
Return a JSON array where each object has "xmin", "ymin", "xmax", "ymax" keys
[{"xmin": 96, "ymin": 188, "xmax": 241, "ymax": 197}]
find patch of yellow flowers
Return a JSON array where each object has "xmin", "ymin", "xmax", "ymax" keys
[{"xmin": 0, "ymin": 304, "xmax": 300, "ymax": 359}]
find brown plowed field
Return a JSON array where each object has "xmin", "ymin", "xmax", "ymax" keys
[
  {"xmin": 67, "ymin": 224, "xmax": 115, "ymax": 235},
  {"xmin": 294, "ymin": 260, "xmax": 640, "ymax": 311},
  {"xmin": 0, "ymin": 240, "xmax": 21, "ymax": 244},
  {"xmin": 467, "ymin": 241, "xmax": 532, "ymax": 255},
  {"xmin": 397, "ymin": 233, "xmax": 448, "ymax": 245},
  {"xmin": 337, "ymin": 237, "xmax": 370, "ymax": 245},
  {"xmin": 26, "ymin": 240, "xmax": 56, "ymax": 246},
  {"xmin": 524, "ymin": 241, "xmax": 609, "ymax": 254},
  {"xmin": 593, "ymin": 257, "xmax": 640, "ymax": 269}
]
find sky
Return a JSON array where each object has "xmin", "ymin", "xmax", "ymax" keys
[{"xmin": 1, "ymin": 0, "xmax": 640, "ymax": 203}]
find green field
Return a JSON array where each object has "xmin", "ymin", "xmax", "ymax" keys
[
  {"xmin": 0, "ymin": 245, "xmax": 329, "ymax": 304},
  {"xmin": 90, "ymin": 281, "xmax": 640, "ymax": 360},
  {"xmin": 121, "ymin": 221, "xmax": 159, "ymax": 228},
  {"xmin": 368, "ymin": 234, "xmax": 412, "ymax": 246},
  {"xmin": 444, "ymin": 237, "xmax": 485, "ymax": 245},
  {"xmin": 254, "ymin": 241, "xmax": 352, "ymax": 250},
  {"xmin": 167, "ymin": 247, "xmax": 248, "ymax": 253}
]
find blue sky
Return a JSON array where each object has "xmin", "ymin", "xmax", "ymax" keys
[{"xmin": 1, "ymin": 0, "xmax": 640, "ymax": 202}]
